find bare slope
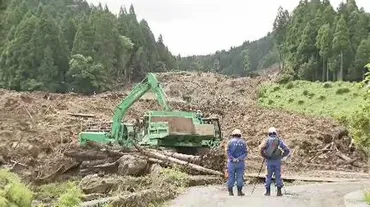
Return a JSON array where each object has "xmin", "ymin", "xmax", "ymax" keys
[{"xmin": 0, "ymin": 71, "xmax": 365, "ymax": 182}]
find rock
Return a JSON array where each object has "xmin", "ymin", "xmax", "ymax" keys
[
  {"xmin": 321, "ymin": 133, "xmax": 333, "ymax": 144},
  {"xmin": 28, "ymin": 144, "xmax": 40, "ymax": 158},
  {"xmin": 149, "ymin": 164, "xmax": 163, "ymax": 177},
  {"xmin": 0, "ymin": 156, "xmax": 6, "ymax": 165},
  {"xmin": 80, "ymin": 174, "xmax": 118, "ymax": 194},
  {"xmin": 117, "ymin": 154, "xmax": 148, "ymax": 176}
]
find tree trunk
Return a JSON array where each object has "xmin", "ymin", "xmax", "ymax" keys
[
  {"xmin": 339, "ymin": 50, "xmax": 344, "ymax": 81},
  {"xmin": 278, "ymin": 51, "xmax": 282, "ymax": 70},
  {"xmin": 322, "ymin": 57, "xmax": 325, "ymax": 82},
  {"xmin": 326, "ymin": 63, "xmax": 330, "ymax": 81},
  {"xmin": 133, "ymin": 143, "xmax": 223, "ymax": 176}
]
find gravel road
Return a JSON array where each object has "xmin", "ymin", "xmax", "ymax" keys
[{"xmin": 168, "ymin": 181, "xmax": 370, "ymax": 207}]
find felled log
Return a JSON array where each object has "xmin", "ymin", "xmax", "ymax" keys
[
  {"xmin": 133, "ymin": 144, "xmax": 223, "ymax": 176},
  {"xmin": 64, "ymin": 150, "xmax": 111, "ymax": 162},
  {"xmin": 157, "ymin": 150, "xmax": 200, "ymax": 162},
  {"xmin": 67, "ymin": 113, "xmax": 96, "ymax": 118},
  {"xmin": 34, "ymin": 161, "xmax": 80, "ymax": 184},
  {"xmin": 80, "ymin": 159, "xmax": 115, "ymax": 168},
  {"xmin": 335, "ymin": 151, "xmax": 361, "ymax": 167}
]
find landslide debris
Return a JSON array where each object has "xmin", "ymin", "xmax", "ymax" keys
[{"xmin": 0, "ymin": 70, "xmax": 365, "ymax": 185}]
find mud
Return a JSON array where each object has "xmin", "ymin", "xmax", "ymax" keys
[{"xmin": 0, "ymin": 69, "xmax": 366, "ymax": 183}]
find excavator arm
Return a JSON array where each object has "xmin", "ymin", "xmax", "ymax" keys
[
  {"xmin": 79, "ymin": 73, "xmax": 171, "ymax": 145},
  {"xmin": 111, "ymin": 73, "xmax": 171, "ymax": 140}
]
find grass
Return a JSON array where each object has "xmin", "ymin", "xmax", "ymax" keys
[
  {"xmin": 34, "ymin": 181, "xmax": 84, "ymax": 207},
  {"xmin": 258, "ymin": 80, "xmax": 366, "ymax": 119},
  {"xmin": 364, "ymin": 190, "xmax": 370, "ymax": 204}
]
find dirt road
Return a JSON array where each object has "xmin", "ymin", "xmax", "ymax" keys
[{"xmin": 168, "ymin": 181, "xmax": 370, "ymax": 207}]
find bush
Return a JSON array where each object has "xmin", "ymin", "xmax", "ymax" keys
[
  {"xmin": 318, "ymin": 95, "xmax": 326, "ymax": 100},
  {"xmin": 56, "ymin": 182, "xmax": 83, "ymax": 207},
  {"xmin": 323, "ymin": 82, "xmax": 332, "ymax": 88},
  {"xmin": 303, "ymin": 90, "xmax": 309, "ymax": 96},
  {"xmin": 347, "ymin": 104, "xmax": 370, "ymax": 155},
  {"xmin": 298, "ymin": 100, "xmax": 304, "ymax": 105},
  {"xmin": 364, "ymin": 190, "xmax": 370, "ymax": 205},
  {"xmin": 277, "ymin": 73, "xmax": 294, "ymax": 84},
  {"xmin": 268, "ymin": 100, "xmax": 274, "ymax": 105},
  {"xmin": 0, "ymin": 169, "xmax": 33, "ymax": 206},
  {"xmin": 158, "ymin": 168, "xmax": 189, "ymax": 188},
  {"xmin": 272, "ymin": 86, "xmax": 280, "ymax": 92},
  {"xmin": 286, "ymin": 82, "xmax": 294, "ymax": 89},
  {"xmin": 336, "ymin": 88, "xmax": 350, "ymax": 94},
  {"xmin": 288, "ymin": 98, "xmax": 294, "ymax": 103}
]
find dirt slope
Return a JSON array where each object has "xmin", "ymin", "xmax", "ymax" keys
[{"xmin": 0, "ymin": 71, "xmax": 365, "ymax": 182}]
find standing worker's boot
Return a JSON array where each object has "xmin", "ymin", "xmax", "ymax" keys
[
  {"xmin": 264, "ymin": 187, "xmax": 271, "ymax": 196},
  {"xmin": 277, "ymin": 187, "xmax": 283, "ymax": 196},
  {"xmin": 228, "ymin": 187, "xmax": 234, "ymax": 196},
  {"xmin": 237, "ymin": 186, "xmax": 245, "ymax": 196}
]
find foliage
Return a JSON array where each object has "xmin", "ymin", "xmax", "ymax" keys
[
  {"xmin": 0, "ymin": 0, "xmax": 176, "ymax": 93},
  {"xmin": 364, "ymin": 190, "xmax": 370, "ymax": 204},
  {"xmin": 34, "ymin": 181, "xmax": 83, "ymax": 207},
  {"xmin": 178, "ymin": 0, "xmax": 370, "ymax": 81},
  {"xmin": 156, "ymin": 167, "xmax": 189, "ymax": 189},
  {"xmin": 345, "ymin": 63, "xmax": 370, "ymax": 154},
  {"xmin": 177, "ymin": 34, "xmax": 277, "ymax": 76},
  {"xmin": 56, "ymin": 182, "xmax": 83, "ymax": 207},
  {"xmin": 66, "ymin": 54, "xmax": 106, "ymax": 94},
  {"xmin": 0, "ymin": 169, "xmax": 33, "ymax": 206},
  {"xmin": 258, "ymin": 80, "xmax": 366, "ymax": 118}
]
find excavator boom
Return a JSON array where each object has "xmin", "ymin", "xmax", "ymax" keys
[{"xmin": 79, "ymin": 73, "xmax": 171, "ymax": 146}]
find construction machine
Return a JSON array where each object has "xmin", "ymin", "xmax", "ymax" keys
[{"xmin": 79, "ymin": 73, "xmax": 223, "ymax": 155}]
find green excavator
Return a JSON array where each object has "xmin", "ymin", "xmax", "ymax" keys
[{"xmin": 79, "ymin": 73, "xmax": 223, "ymax": 155}]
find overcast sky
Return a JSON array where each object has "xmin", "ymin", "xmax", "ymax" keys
[{"xmin": 86, "ymin": 0, "xmax": 370, "ymax": 56}]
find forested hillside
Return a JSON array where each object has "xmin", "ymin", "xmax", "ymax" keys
[
  {"xmin": 0, "ymin": 0, "xmax": 176, "ymax": 94},
  {"xmin": 177, "ymin": 34, "xmax": 278, "ymax": 76},
  {"xmin": 276, "ymin": 0, "xmax": 370, "ymax": 82},
  {"xmin": 179, "ymin": 0, "xmax": 370, "ymax": 81}
]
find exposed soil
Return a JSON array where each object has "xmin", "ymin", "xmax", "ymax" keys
[{"xmin": 0, "ymin": 69, "xmax": 366, "ymax": 183}]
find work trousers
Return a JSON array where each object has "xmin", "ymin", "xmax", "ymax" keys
[
  {"xmin": 227, "ymin": 162, "xmax": 245, "ymax": 188},
  {"xmin": 265, "ymin": 159, "xmax": 284, "ymax": 188}
]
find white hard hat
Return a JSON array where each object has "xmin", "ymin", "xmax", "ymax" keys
[
  {"xmin": 232, "ymin": 129, "xmax": 242, "ymax": 136},
  {"xmin": 268, "ymin": 127, "xmax": 277, "ymax": 134}
]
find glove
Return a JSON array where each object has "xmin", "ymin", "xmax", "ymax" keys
[{"xmin": 232, "ymin": 158, "xmax": 239, "ymax": 163}]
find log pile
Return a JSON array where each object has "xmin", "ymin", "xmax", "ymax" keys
[{"xmin": 63, "ymin": 142, "xmax": 225, "ymax": 178}]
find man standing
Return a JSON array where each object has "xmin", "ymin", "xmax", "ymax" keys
[
  {"xmin": 259, "ymin": 127, "xmax": 290, "ymax": 196},
  {"xmin": 226, "ymin": 129, "xmax": 248, "ymax": 196}
]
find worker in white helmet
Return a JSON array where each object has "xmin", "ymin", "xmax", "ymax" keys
[
  {"xmin": 259, "ymin": 127, "xmax": 290, "ymax": 196},
  {"xmin": 226, "ymin": 129, "xmax": 248, "ymax": 196}
]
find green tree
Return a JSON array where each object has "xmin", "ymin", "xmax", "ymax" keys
[
  {"xmin": 352, "ymin": 38, "xmax": 370, "ymax": 80},
  {"xmin": 332, "ymin": 15, "xmax": 351, "ymax": 81},
  {"xmin": 66, "ymin": 54, "xmax": 105, "ymax": 94},
  {"xmin": 71, "ymin": 16, "xmax": 95, "ymax": 57},
  {"xmin": 316, "ymin": 23, "xmax": 332, "ymax": 81},
  {"xmin": 242, "ymin": 49, "xmax": 251, "ymax": 72},
  {"xmin": 273, "ymin": 6, "xmax": 290, "ymax": 70}
]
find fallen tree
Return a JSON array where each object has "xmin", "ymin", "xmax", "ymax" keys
[{"xmin": 133, "ymin": 143, "xmax": 223, "ymax": 176}]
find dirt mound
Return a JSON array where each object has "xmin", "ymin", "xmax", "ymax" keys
[{"xmin": 0, "ymin": 71, "xmax": 365, "ymax": 183}]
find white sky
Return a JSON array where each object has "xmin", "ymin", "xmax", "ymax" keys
[{"xmin": 86, "ymin": 0, "xmax": 370, "ymax": 56}]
